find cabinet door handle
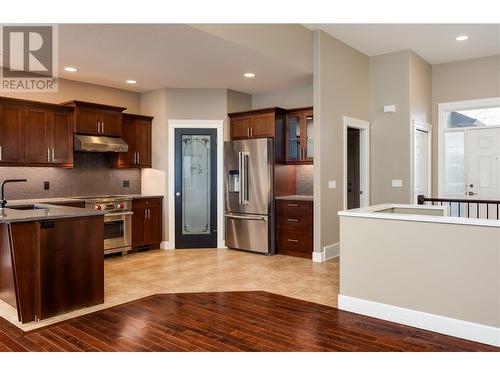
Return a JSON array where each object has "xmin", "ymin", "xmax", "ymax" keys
[
  {"xmin": 287, "ymin": 218, "xmax": 299, "ymax": 222},
  {"xmin": 147, "ymin": 208, "xmax": 150, "ymax": 220},
  {"xmin": 247, "ymin": 128, "xmax": 250, "ymax": 138},
  {"xmin": 287, "ymin": 203, "xmax": 300, "ymax": 207},
  {"xmin": 250, "ymin": 127, "xmax": 253, "ymax": 137},
  {"xmin": 102, "ymin": 122, "xmax": 105, "ymax": 133},
  {"xmin": 137, "ymin": 152, "xmax": 140, "ymax": 164},
  {"xmin": 144, "ymin": 209, "xmax": 147, "ymax": 220},
  {"xmin": 47, "ymin": 148, "xmax": 51, "ymax": 162},
  {"xmin": 287, "ymin": 238, "xmax": 299, "ymax": 243},
  {"xmin": 0, "ymin": 145, "xmax": 2, "ymax": 161},
  {"xmin": 52, "ymin": 148, "xmax": 55, "ymax": 162},
  {"xmin": 97, "ymin": 122, "xmax": 100, "ymax": 133}
]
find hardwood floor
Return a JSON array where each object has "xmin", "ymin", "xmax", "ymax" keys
[
  {"xmin": 0, "ymin": 291, "xmax": 497, "ymax": 352},
  {"xmin": 0, "ymin": 249, "xmax": 339, "ymax": 331}
]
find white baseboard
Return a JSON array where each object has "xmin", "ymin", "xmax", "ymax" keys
[
  {"xmin": 338, "ymin": 294, "xmax": 500, "ymax": 348},
  {"xmin": 312, "ymin": 242, "xmax": 339, "ymax": 262},
  {"xmin": 160, "ymin": 241, "xmax": 174, "ymax": 250}
]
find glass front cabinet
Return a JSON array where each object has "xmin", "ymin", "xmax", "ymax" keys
[{"xmin": 285, "ymin": 107, "xmax": 313, "ymax": 164}]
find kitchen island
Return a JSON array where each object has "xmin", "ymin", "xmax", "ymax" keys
[{"xmin": 0, "ymin": 203, "xmax": 105, "ymax": 323}]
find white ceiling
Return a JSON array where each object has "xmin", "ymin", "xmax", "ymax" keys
[
  {"xmin": 7, "ymin": 24, "xmax": 498, "ymax": 94},
  {"xmin": 306, "ymin": 24, "xmax": 500, "ymax": 64},
  {"xmin": 57, "ymin": 24, "xmax": 312, "ymax": 94}
]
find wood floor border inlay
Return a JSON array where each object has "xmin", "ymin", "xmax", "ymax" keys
[{"xmin": 0, "ymin": 291, "xmax": 497, "ymax": 352}]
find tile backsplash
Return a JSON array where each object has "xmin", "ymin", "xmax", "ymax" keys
[
  {"xmin": 0, "ymin": 153, "xmax": 141, "ymax": 200},
  {"xmin": 296, "ymin": 165, "xmax": 313, "ymax": 195}
]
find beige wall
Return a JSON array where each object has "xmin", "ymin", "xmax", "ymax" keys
[
  {"xmin": 410, "ymin": 51, "xmax": 432, "ymax": 125},
  {"xmin": 313, "ymin": 30, "xmax": 369, "ymax": 251},
  {"xmin": 370, "ymin": 51, "xmax": 411, "ymax": 205},
  {"xmin": 370, "ymin": 50, "xmax": 432, "ymax": 205},
  {"xmin": 431, "ymin": 55, "xmax": 500, "ymax": 194},
  {"xmin": 0, "ymin": 78, "xmax": 140, "ymax": 113},
  {"xmin": 251, "ymin": 84, "xmax": 313, "ymax": 109},
  {"xmin": 140, "ymin": 88, "xmax": 229, "ymax": 242},
  {"xmin": 340, "ymin": 215, "xmax": 500, "ymax": 328}
]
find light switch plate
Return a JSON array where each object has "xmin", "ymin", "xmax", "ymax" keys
[
  {"xmin": 384, "ymin": 104, "xmax": 396, "ymax": 113},
  {"xmin": 328, "ymin": 180, "xmax": 336, "ymax": 189},
  {"xmin": 392, "ymin": 179, "xmax": 403, "ymax": 187}
]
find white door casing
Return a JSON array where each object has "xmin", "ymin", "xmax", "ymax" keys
[{"xmin": 437, "ymin": 97, "xmax": 500, "ymax": 197}]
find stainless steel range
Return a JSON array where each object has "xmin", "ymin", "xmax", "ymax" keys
[{"xmin": 74, "ymin": 195, "xmax": 133, "ymax": 255}]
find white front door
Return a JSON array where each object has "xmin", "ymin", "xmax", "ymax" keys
[
  {"xmin": 413, "ymin": 129, "xmax": 429, "ymax": 202},
  {"xmin": 466, "ymin": 128, "xmax": 500, "ymax": 199}
]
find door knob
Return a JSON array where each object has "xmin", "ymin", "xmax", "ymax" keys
[
  {"xmin": 175, "ymin": 192, "xmax": 181, "ymax": 197},
  {"xmin": 469, "ymin": 184, "xmax": 474, "ymax": 188}
]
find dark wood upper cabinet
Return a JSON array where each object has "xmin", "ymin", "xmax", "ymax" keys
[
  {"xmin": 285, "ymin": 107, "xmax": 313, "ymax": 164},
  {"xmin": 0, "ymin": 105, "xmax": 25, "ymax": 164},
  {"xmin": 229, "ymin": 108, "xmax": 286, "ymax": 140},
  {"xmin": 62, "ymin": 100, "xmax": 126, "ymax": 137},
  {"xmin": 99, "ymin": 109, "xmax": 122, "ymax": 137},
  {"xmin": 51, "ymin": 111, "xmax": 73, "ymax": 166},
  {"xmin": 252, "ymin": 112, "xmax": 276, "ymax": 138},
  {"xmin": 24, "ymin": 108, "xmax": 51, "ymax": 164},
  {"xmin": 115, "ymin": 113, "xmax": 153, "ymax": 168},
  {"xmin": 0, "ymin": 97, "xmax": 73, "ymax": 167}
]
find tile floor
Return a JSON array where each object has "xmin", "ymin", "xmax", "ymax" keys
[{"xmin": 0, "ymin": 249, "xmax": 339, "ymax": 331}]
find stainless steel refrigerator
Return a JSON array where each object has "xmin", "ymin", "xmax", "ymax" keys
[{"xmin": 224, "ymin": 138, "xmax": 274, "ymax": 254}]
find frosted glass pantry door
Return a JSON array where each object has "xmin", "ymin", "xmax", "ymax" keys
[{"xmin": 174, "ymin": 128, "xmax": 217, "ymax": 248}]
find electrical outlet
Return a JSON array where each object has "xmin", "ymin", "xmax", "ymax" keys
[
  {"xmin": 43, "ymin": 181, "xmax": 50, "ymax": 190},
  {"xmin": 328, "ymin": 180, "xmax": 336, "ymax": 189},
  {"xmin": 123, "ymin": 180, "xmax": 130, "ymax": 188}
]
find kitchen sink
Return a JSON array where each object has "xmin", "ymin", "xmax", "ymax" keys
[{"xmin": 8, "ymin": 204, "xmax": 44, "ymax": 210}]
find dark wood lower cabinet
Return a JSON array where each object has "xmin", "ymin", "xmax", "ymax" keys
[
  {"xmin": 0, "ymin": 216, "xmax": 104, "ymax": 323},
  {"xmin": 38, "ymin": 217, "xmax": 104, "ymax": 320},
  {"xmin": 132, "ymin": 197, "xmax": 163, "ymax": 251},
  {"xmin": 276, "ymin": 199, "xmax": 313, "ymax": 258}
]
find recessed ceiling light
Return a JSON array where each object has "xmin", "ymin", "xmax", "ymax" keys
[
  {"xmin": 64, "ymin": 67, "xmax": 78, "ymax": 72},
  {"xmin": 126, "ymin": 80, "xmax": 137, "ymax": 84},
  {"xmin": 456, "ymin": 35, "xmax": 468, "ymax": 41},
  {"xmin": 244, "ymin": 73, "xmax": 255, "ymax": 78}
]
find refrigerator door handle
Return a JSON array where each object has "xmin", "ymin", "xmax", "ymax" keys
[
  {"xmin": 242, "ymin": 152, "xmax": 249, "ymax": 204},
  {"xmin": 225, "ymin": 213, "xmax": 267, "ymax": 221},
  {"xmin": 238, "ymin": 151, "xmax": 244, "ymax": 205}
]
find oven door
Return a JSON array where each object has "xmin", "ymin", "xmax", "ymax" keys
[{"xmin": 103, "ymin": 212, "xmax": 132, "ymax": 254}]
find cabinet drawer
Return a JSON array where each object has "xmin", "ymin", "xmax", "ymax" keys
[
  {"xmin": 276, "ymin": 215, "xmax": 312, "ymax": 232},
  {"xmin": 276, "ymin": 228, "xmax": 312, "ymax": 253},
  {"xmin": 132, "ymin": 197, "xmax": 162, "ymax": 209},
  {"xmin": 276, "ymin": 200, "xmax": 312, "ymax": 218}
]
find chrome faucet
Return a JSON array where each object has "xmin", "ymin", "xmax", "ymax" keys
[{"xmin": 1, "ymin": 179, "xmax": 28, "ymax": 208}]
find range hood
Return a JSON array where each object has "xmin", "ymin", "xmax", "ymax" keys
[{"xmin": 74, "ymin": 134, "xmax": 129, "ymax": 153}]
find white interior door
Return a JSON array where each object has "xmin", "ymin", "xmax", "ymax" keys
[
  {"xmin": 466, "ymin": 128, "xmax": 500, "ymax": 199},
  {"xmin": 466, "ymin": 128, "xmax": 500, "ymax": 219},
  {"xmin": 413, "ymin": 129, "xmax": 429, "ymax": 202}
]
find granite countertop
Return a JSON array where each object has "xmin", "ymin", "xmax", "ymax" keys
[
  {"xmin": 6, "ymin": 197, "xmax": 86, "ymax": 206},
  {"xmin": 126, "ymin": 194, "xmax": 164, "ymax": 199},
  {"xmin": 275, "ymin": 195, "xmax": 313, "ymax": 201},
  {"xmin": 0, "ymin": 203, "xmax": 105, "ymax": 224}
]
